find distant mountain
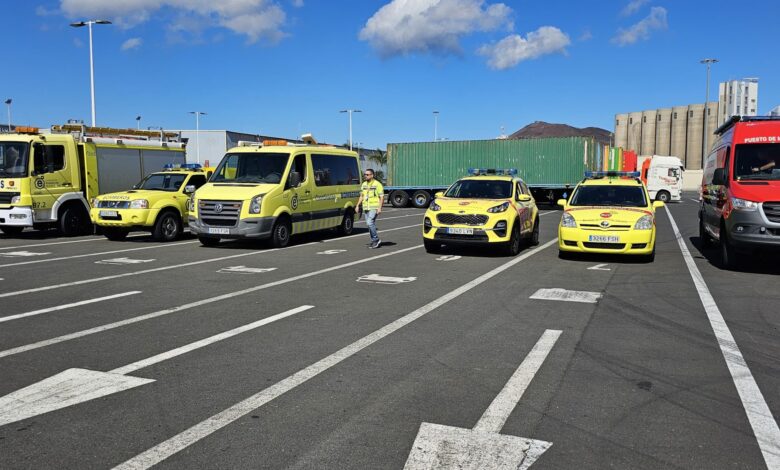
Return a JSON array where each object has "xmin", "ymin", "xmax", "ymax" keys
[{"xmin": 509, "ymin": 121, "xmax": 612, "ymax": 145}]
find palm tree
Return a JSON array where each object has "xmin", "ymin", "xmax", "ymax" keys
[{"xmin": 368, "ymin": 148, "xmax": 387, "ymax": 182}]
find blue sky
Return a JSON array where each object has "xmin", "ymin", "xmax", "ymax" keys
[{"xmin": 2, "ymin": 0, "xmax": 779, "ymax": 148}]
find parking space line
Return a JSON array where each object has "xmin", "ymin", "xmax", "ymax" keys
[
  {"xmin": 0, "ymin": 237, "xmax": 106, "ymax": 251},
  {"xmin": 0, "ymin": 245, "xmax": 422, "ymax": 360},
  {"xmin": 0, "ymin": 223, "xmax": 422, "ymax": 299},
  {"xmin": 665, "ymin": 206, "xmax": 780, "ymax": 469},
  {"xmin": 111, "ymin": 238, "xmax": 557, "ymax": 470},
  {"xmin": 0, "ymin": 291, "xmax": 142, "ymax": 324},
  {"xmin": 0, "ymin": 241, "xmax": 197, "ymax": 268}
]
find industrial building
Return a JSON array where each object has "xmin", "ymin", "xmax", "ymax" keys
[{"xmin": 718, "ymin": 78, "xmax": 759, "ymax": 124}]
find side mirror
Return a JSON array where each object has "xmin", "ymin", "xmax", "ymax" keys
[
  {"xmin": 434, "ymin": 192, "xmax": 444, "ymax": 198},
  {"xmin": 184, "ymin": 185, "xmax": 196, "ymax": 194},
  {"xmin": 557, "ymin": 198, "xmax": 567, "ymax": 208},
  {"xmin": 712, "ymin": 168, "xmax": 726, "ymax": 186},
  {"xmin": 288, "ymin": 171, "xmax": 301, "ymax": 188},
  {"xmin": 653, "ymin": 200, "xmax": 665, "ymax": 209},
  {"xmin": 517, "ymin": 194, "xmax": 532, "ymax": 202}
]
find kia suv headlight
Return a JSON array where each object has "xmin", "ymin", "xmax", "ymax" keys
[
  {"xmin": 731, "ymin": 197, "xmax": 758, "ymax": 211},
  {"xmin": 487, "ymin": 202, "xmax": 510, "ymax": 213},
  {"xmin": 249, "ymin": 194, "xmax": 264, "ymax": 214},
  {"xmin": 129, "ymin": 199, "xmax": 149, "ymax": 209},
  {"xmin": 634, "ymin": 215, "xmax": 654, "ymax": 230},
  {"xmin": 561, "ymin": 212, "xmax": 577, "ymax": 228},
  {"xmin": 429, "ymin": 201, "xmax": 441, "ymax": 211}
]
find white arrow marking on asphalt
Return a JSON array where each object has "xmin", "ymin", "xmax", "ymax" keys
[
  {"xmin": 317, "ymin": 249, "xmax": 347, "ymax": 255},
  {"xmin": 0, "ymin": 305, "xmax": 313, "ymax": 427},
  {"xmin": 217, "ymin": 266, "xmax": 277, "ymax": 274},
  {"xmin": 404, "ymin": 330, "xmax": 561, "ymax": 469},
  {"xmin": 0, "ymin": 291, "xmax": 142, "ymax": 324},
  {"xmin": 95, "ymin": 258, "xmax": 156, "ymax": 265},
  {"xmin": 0, "ymin": 251, "xmax": 51, "ymax": 257},
  {"xmin": 436, "ymin": 255, "xmax": 462, "ymax": 261},
  {"xmin": 587, "ymin": 263, "xmax": 611, "ymax": 271},
  {"xmin": 356, "ymin": 273, "xmax": 417, "ymax": 284},
  {"xmin": 529, "ymin": 288, "xmax": 602, "ymax": 304}
]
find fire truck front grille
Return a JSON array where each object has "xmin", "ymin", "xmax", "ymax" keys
[
  {"xmin": 0, "ymin": 192, "xmax": 20, "ymax": 204},
  {"xmin": 199, "ymin": 200, "xmax": 242, "ymax": 227}
]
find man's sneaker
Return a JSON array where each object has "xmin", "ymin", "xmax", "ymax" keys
[{"xmin": 374, "ymin": 239, "xmax": 382, "ymax": 248}]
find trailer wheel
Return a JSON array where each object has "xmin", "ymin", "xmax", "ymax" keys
[
  {"xmin": 390, "ymin": 190, "xmax": 410, "ymax": 208},
  {"xmin": 411, "ymin": 190, "xmax": 431, "ymax": 208},
  {"xmin": 59, "ymin": 204, "xmax": 90, "ymax": 237},
  {"xmin": 655, "ymin": 190, "xmax": 671, "ymax": 203}
]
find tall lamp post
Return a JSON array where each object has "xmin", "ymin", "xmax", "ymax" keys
[
  {"xmin": 189, "ymin": 111, "xmax": 206, "ymax": 164},
  {"xmin": 339, "ymin": 109, "xmax": 362, "ymax": 150},
  {"xmin": 135, "ymin": 115, "xmax": 141, "ymax": 130},
  {"xmin": 70, "ymin": 19, "xmax": 112, "ymax": 127},
  {"xmin": 433, "ymin": 111, "xmax": 439, "ymax": 141},
  {"xmin": 4, "ymin": 99, "xmax": 11, "ymax": 132},
  {"xmin": 700, "ymin": 58, "xmax": 719, "ymax": 159}
]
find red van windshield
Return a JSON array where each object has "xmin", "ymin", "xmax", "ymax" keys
[{"xmin": 734, "ymin": 144, "xmax": 780, "ymax": 181}]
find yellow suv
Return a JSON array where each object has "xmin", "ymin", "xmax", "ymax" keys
[
  {"xmin": 91, "ymin": 164, "xmax": 211, "ymax": 241},
  {"xmin": 423, "ymin": 169, "xmax": 540, "ymax": 256},
  {"xmin": 557, "ymin": 171, "xmax": 664, "ymax": 261}
]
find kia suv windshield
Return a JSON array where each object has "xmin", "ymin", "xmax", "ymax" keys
[
  {"xmin": 0, "ymin": 142, "xmax": 30, "ymax": 177},
  {"xmin": 445, "ymin": 180, "xmax": 512, "ymax": 199},
  {"xmin": 569, "ymin": 185, "xmax": 647, "ymax": 207},
  {"xmin": 211, "ymin": 153, "xmax": 290, "ymax": 184},
  {"xmin": 734, "ymin": 144, "xmax": 780, "ymax": 181},
  {"xmin": 134, "ymin": 173, "xmax": 188, "ymax": 191}
]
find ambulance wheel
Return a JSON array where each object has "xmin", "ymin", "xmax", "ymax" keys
[
  {"xmin": 153, "ymin": 211, "xmax": 182, "ymax": 242},
  {"xmin": 390, "ymin": 190, "xmax": 409, "ymax": 208},
  {"xmin": 720, "ymin": 224, "xmax": 740, "ymax": 271},
  {"xmin": 103, "ymin": 228, "xmax": 129, "ymax": 241},
  {"xmin": 338, "ymin": 209, "xmax": 355, "ymax": 236},
  {"xmin": 271, "ymin": 217, "xmax": 291, "ymax": 248},
  {"xmin": 0, "ymin": 226, "xmax": 24, "ymax": 235},
  {"xmin": 504, "ymin": 225, "xmax": 521, "ymax": 256},
  {"xmin": 699, "ymin": 216, "xmax": 714, "ymax": 248},
  {"xmin": 423, "ymin": 239, "xmax": 441, "ymax": 254},
  {"xmin": 558, "ymin": 250, "xmax": 574, "ymax": 260},
  {"xmin": 528, "ymin": 217, "xmax": 540, "ymax": 246},
  {"xmin": 199, "ymin": 236, "xmax": 220, "ymax": 247},
  {"xmin": 655, "ymin": 190, "xmax": 671, "ymax": 203},
  {"xmin": 411, "ymin": 190, "xmax": 431, "ymax": 208},
  {"xmin": 59, "ymin": 204, "xmax": 90, "ymax": 237}
]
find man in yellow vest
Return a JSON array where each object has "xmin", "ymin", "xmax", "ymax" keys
[{"xmin": 356, "ymin": 168, "xmax": 384, "ymax": 248}]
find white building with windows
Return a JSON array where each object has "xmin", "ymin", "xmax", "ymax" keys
[
  {"xmin": 769, "ymin": 105, "xmax": 780, "ymax": 117},
  {"xmin": 717, "ymin": 78, "xmax": 759, "ymax": 124}
]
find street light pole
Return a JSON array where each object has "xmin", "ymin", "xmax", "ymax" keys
[
  {"xmin": 135, "ymin": 115, "xmax": 141, "ymax": 130},
  {"xmin": 4, "ymin": 99, "xmax": 11, "ymax": 132},
  {"xmin": 433, "ymin": 111, "xmax": 439, "ymax": 141},
  {"xmin": 189, "ymin": 111, "xmax": 206, "ymax": 164},
  {"xmin": 339, "ymin": 109, "xmax": 362, "ymax": 150},
  {"xmin": 701, "ymin": 58, "xmax": 719, "ymax": 159},
  {"xmin": 70, "ymin": 20, "xmax": 111, "ymax": 127}
]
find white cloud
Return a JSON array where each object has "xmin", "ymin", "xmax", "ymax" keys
[
  {"xmin": 612, "ymin": 6, "xmax": 668, "ymax": 46},
  {"xmin": 58, "ymin": 0, "xmax": 290, "ymax": 43},
  {"xmin": 478, "ymin": 26, "xmax": 570, "ymax": 70},
  {"xmin": 291, "ymin": 0, "xmax": 303, "ymax": 6},
  {"xmin": 620, "ymin": 0, "xmax": 650, "ymax": 17},
  {"xmin": 359, "ymin": 0, "xmax": 513, "ymax": 58},
  {"xmin": 73, "ymin": 37, "xmax": 84, "ymax": 47},
  {"xmin": 579, "ymin": 29, "xmax": 593, "ymax": 41},
  {"xmin": 121, "ymin": 37, "xmax": 142, "ymax": 51}
]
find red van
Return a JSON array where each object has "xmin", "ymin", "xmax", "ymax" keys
[{"xmin": 700, "ymin": 116, "xmax": 780, "ymax": 269}]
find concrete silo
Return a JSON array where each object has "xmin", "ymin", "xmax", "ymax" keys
[
  {"xmin": 704, "ymin": 102, "xmax": 718, "ymax": 156},
  {"xmin": 627, "ymin": 111, "xmax": 643, "ymax": 152},
  {"xmin": 614, "ymin": 114, "xmax": 629, "ymax": 149},
  {"xmin": 686, "ymin": 104, "xmax": 705, "ymax": 169},
  {"xmin": 640, "ymin": 110, "xmax": 657, "ymax": 156},
  {"xmin": 655, "ymin": 108, "xmax": 672, "ymax": 155},
  {"xmin": 670, "ymin": 105, "xmax": 689, "ymax": 164}
]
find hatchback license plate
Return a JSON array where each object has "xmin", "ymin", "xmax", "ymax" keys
[
  {"xmin": 447, "ymin": 227, "xmax": 474, "ymax": 235},
  {"xmin": 208, "ymin": 227, "xmax": 230, "ymax": 235},
  {"xmin": 99, "ymin": 210, "xmax": 118, "ymax": 218},
  {"xmin": 588, "ymin": 235, "xmax": 619, "ymax": 243}
]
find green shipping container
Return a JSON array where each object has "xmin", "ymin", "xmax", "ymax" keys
[{"xmin": 387, "ymin": 137, "xmax": 599, "ymax": 189}]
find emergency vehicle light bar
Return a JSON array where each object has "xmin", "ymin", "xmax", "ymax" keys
[
  {"xmin": 585, "ymin": 171, "xmax": 640, "ymax": 178},
  {"xmin": 468, "ymin": 168, "xmax": 518, "ymax": 176}
]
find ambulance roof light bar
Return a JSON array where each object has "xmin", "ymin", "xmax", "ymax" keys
[
  {"xmin": 584, "ymin": 171, "xmax": 640, "ymax": 179},
  {"xmin": 163, "ymin": 163, "xmax": 202, "ymax": 171},
  {"xmin": 468, "ymin": 168, "xmax": 518, "ymax": 176}
]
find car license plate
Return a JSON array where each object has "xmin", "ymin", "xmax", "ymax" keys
[
  {"xmin": 99, "ymin": 210, "xmax": 118, "ymax": 218},
  {"xmin": 208, "ymin": 227, "xmax": 230, "ymax": 235},
  {"xmin": 588, "ymin": 235, "xmax": 620, "ymax": 243},
  {"xmin": 447, "ymin": 227, "xmax": 474, "ymax": 235}
]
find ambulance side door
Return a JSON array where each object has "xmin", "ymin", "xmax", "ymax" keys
[
  {"xmin": 30, "ymin": 142, "xmax": 70, "ymax": 214},
  {"xmin": 286, "ymin": 153, "xmax": 311, "ymax": 233},
  {"xmin": 515, "ymin": 181, "xmax": 532, "ymax": 234}
]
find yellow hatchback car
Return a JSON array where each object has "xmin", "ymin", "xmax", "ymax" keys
[
  {"xmin": 557, "ymin": 171, "xmax": 664, "ymax": 261},
  {"xmin": 91, "ymin": 164, "xmax": 211, "ymax": 241},
  {"xmin": 423, "ymin": 169, "xmax": 540, "ymax": 256}
]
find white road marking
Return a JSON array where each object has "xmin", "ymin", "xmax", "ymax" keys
[
  {"xmin": 587, "ymin": 263, "xmax": 611, "ymax": 271},
  {"xmin": 690, "ymin": 198, "xmax": 701, "ymax": 203},
  {"xmin": 0, "ymin": 237, "xmax": 107, "ymax": 251},
  {"xmin": 530, "ymin": 288, "xmax": 602, "ymax": 304},
  {"xmin": 356, "ymin": 274, "xmax": 417, "ymax": 284},
  {"xmin": 217, "ymin": 266, "xmax": 277, "ymax": 274},
  {"xmin": 405, "ymin": 330, "xmax": 561, "ymax": 470},
  {"xmin": 112, "ymin": 238, "xmax": 557, "ymax": 470},
  {"xmin": 355, "ymin": 213, "xmax": 420, "ymax": 223},
  {"xmin": 665, "ymin": 206, "xmax": 780, "ymax": 469},
  {"xmin": 0, "ymin": 291, "xmax": 142, "ymax": 324},
  {"xmin": 0, "ymin": 246, "xmax": 422, "ymax": 359},
  {"xmin": 0, "ymin": 306, "xmax": 313, "ymax": 426},
  {"xmin": 0, "ymin": 250, "xmax": 51, "ymax": 258},
  {"xmin": 95, "ymin": 258, "xmax": 156, "ymax": 265},
  {"xmin": 0, "ymin": 223, "xmax": 422, "ymax": 299},
  {"xmin": 0, "ymin": 241, "xmax": 194, "ymax": 268},
  {"xmin": 316, "ymin": 249, "xmax": 347, "ymax": 255},
  {"xmin": 436, "ymin": 255, "xmax": 462, "ymax": 261}
]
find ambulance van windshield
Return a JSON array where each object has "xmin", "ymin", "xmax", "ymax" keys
[
  {"xmin": 211, "ymin": 152, "xmax": 290, "ymax": 184},
  {"xmin": 734, "ymin": 144, "xmax": 780, "ymax": 181}
]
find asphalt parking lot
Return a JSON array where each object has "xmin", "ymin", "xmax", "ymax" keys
[{"xmin": 0, "ymin": 198, "xmax": 778, "ymax": 469}]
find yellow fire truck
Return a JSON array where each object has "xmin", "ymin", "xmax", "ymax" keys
[{"xmin": 0, "ymin": 124, "xmax": 186, "ymax": 236}]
